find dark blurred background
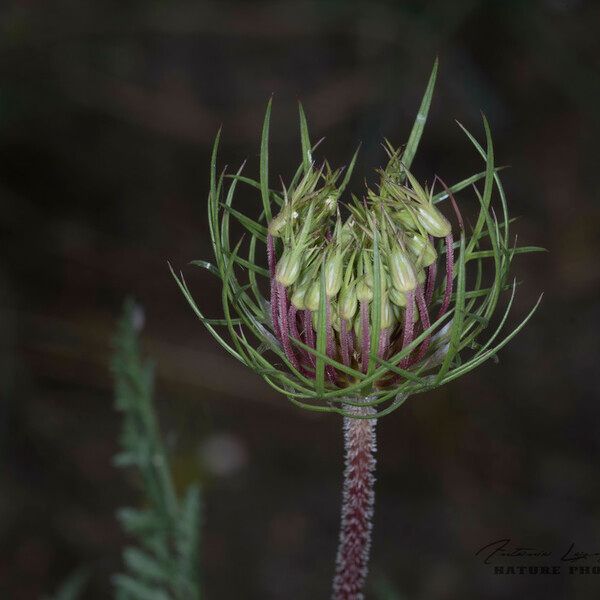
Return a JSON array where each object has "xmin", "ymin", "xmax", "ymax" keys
[{"xmin": 1, "ymin": 0, "xmax": 599, "ymax": 598}]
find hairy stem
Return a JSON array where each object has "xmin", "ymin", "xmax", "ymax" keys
[{"xmin": 332, "ymin": 404, "xmax": 377, "ymax": 600}]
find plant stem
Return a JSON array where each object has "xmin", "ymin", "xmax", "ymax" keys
[{"xmin": 332, "ymin": 404, "xmax": 377, "ymax": 600}]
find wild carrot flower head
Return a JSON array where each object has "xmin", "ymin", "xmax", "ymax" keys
[{"xmin": 172, "ymin": 61, "xmax": 542, "ymax": 418}]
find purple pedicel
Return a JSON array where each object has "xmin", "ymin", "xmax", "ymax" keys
[
  {"xmin": 377, "ymin": 328, "xmax": 390, "ymax": 360},
  {"xmin": 414, "ymin": 285, "xmax": 431, "ymax": 363},
  {"xmin": 438, "ymin": 233, "xmax": 454, "ymax": 319},
  {"xmin": 288, "ymin": 304, "xmax": 301, "ymax": 342},
  {"xmin": 434, "ymin": 176, "xmax": 462, "ymax": 320},
  {"xmin": 267, "ymin": 234, "xmax": 281, "ymax": 341},
  {"xmin": 425, "ymin": 240, "xmax": 437, "ymax": 306},
  {"xmin": 340, "ymin": 318, "xmax": 351, "ymax": 367},
  {"xmin": 332, "ymin": 405, "xmax": 377, "ymax": 600},
  {"xmin": 270, "ymin": 279, "xmax": 281, "ymax": 341},
  {"xmin": 277, "ymin": 281, "xmax": 299, "ymax": 370},
  {"xmin": 360, "ymin": 300, "xmax": 370, "ymax": 373},
  {"xmin": 399, "ymin": 289, "xmax": 415, "ymax": 369},
  {"xmin": 303, "ymin": 310, "xmax": 317, "ymax": 368},
  {"xmin": 348, "ymin": 329, "xmax": 356, "ymax": 357},
  {"xmin": 288, "ymin": 304, "xmax": 312, "ymax": 372}
]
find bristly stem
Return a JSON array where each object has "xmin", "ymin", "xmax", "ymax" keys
[{"xmin": 332, "ymin": 403, "xmax": 377, "ymax": 600}]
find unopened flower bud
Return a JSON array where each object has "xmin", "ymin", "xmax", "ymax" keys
[
  {"xmin": 415, "ymin": 203, "xmax": 451, "ymax": 238},
  {"xmin": 388, "ymin": 247, "xmax": 417, "ymax": 293},
  {"xmin": 338, "ymin": 283, "xmax": 358, "ymax": 321},
  {"xmin": 340, "ymin": 217, "xmax": 355, "ymax": 245},
  {"xmin": 324, "ymin": 194, "xmax": 337, "ymax": 214},
  {"xmin": 268, "ymin": 211, "xmax": 286, "ymax": 237},
  {"xmin": 304, "ymin": 280, "xmax": 321, "ymax": 312},
  {"xmin": 324, "ymin": 252, "xmax": 343, "ymax": 297},
  {"xmin": 392, "ymin": 209, "xmax": 418, "ymax": 230},
  {"xmin": 356, "ymin": 278, "xmax": 373, "ymax": 303},
  {"xmin": 275, "ymin": 250, "xmax": 302, "ymax": 287},
  {"xmin": 406, "ymin": 233, "xmax": 437, "ymax": 267},
  {"xmin": 331, "ymin": 305, "xmax": 341, "ymax": 332},
  {"xmin": 380, "ymin": 295, "xmax": 394, "ymax": 329},
  {"xmin": 389, "ymin": 287, "xmax": 407, "ymax": 307},
  {"xmin": 291, "ymin": 281, "xmax": 309, "ymax": 310}
]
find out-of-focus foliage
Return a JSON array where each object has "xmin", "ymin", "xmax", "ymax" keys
[
  {"xmin": 44, "ymin": 568, "xmax": 90, "ymax": 600},
  {"xmin": 112, "ymin": 300, "xmax": 202, "ymax": 600}
]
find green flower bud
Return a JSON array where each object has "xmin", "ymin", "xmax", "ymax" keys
[
  {"xmin": 291, "ymin": 281, "xmax": 309, "ymax": 310},
  {"xmin": 356, "ymin": 278, "xmax": 373, "ymax": 303},
  {"xmin": 392, "ymin": 208, "xmax": 419, "ymax": 230},
  {"xmin": 380, "ymin": 295, "xmax": 394, "ymax": 329},
  {"xmin": 340, "ymin": 217, "xmax": 355, "ymax": 246},
  {"xmin": 406, "ymin": 233, "xmax": 437, "ymax": 267},
  {"xmin": 268, "ymin": 211, "xmax": 286, "ymax": 237},
  {"xmin": 304, "ymin": 280, "xmax": 321, "ymax": 312},
  {"xmin": 275, "ymin": 250, "xmax": 302, "ymax": 287},
  {"xmin": 324, "ymin": 194, "xmax": 337, "ymax": 214},
  {"xmin": 415, "ymin": 203, "xmax": 451, "ymax": 238},
  {"xmin": 324, "ymin": 251, "xmax": 343, "ymax": 297},
  {"xmin": 331, "ymin": 305, "xmax": 341, "ymax": 332},
  {"xmin": 389, "ymin": 287, "xmax": 407, "ymax": 307},
  {"xmin": 417, "ymin": 269, "xmax": 426, "ymax": 285},
  {"xmin": 268, "ymin": 205, "xmax": 300, "ymax": 237},
  {"xmin": 388, "ymin": 247, "xmax": 417, "ymax": 293},
  {"xmin": 338, "ymin": 283, "xmax": 358, "ymax": 321}
]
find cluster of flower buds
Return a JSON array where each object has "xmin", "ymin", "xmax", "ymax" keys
[
  {"xmin": 268, "ymin": 144, "xmax": 456, "ymax": 385},
  {"xmin": 175, "ymin": 87, "xmax": 541, "ymax": 415}
]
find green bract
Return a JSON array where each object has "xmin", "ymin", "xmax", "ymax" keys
[{"xmin": 171, "ymin": 60, "xmax": 543, "ymax": 419}]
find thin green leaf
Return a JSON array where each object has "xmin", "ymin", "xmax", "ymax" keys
[
  {"xmin": 337, "ymin": 145, "xmax": 361, "ymax": 199},
  {"xmin": 443, "ymin": 292, "xmax": 543, "ymax": 384},
  {"xmin": 402, "ymin": 58, "xmax": 438, "ymax": 175},
  {"xmin": 169, "ymin": 263, "xmax": 243, "ymax": 362},
  {"xmin": 208, "ymin": 128, "xmax": 222, "ymax": 265},
  {"xmin": 220, "ymin": 162, "xmax": 246, "ymax": 254},
  {"xmin": 468, "ymin": 246, "xmax": 545, "ymax": 260},
  {"xmin": 221, "ymin": 204, "xmax": 268, "ymax": 241},
  {"xmin": 260, "ymin": 98, "xmax": 273, "ymax": 222},
  {"xmin": 226, "ymin": 174, "xmax": 283, "ymax": 207},
  {"xmin": 432, "ymin": 167, "xmax": 504, "ymax": 204},
  {"xmin": 298, "ymin": 102, "xmax": 312, "ymax": 174}
]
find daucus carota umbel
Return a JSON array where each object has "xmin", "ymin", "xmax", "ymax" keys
[{"xmin": 172, "ymin": 60, "xmax": 542, "ymax": 600}]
